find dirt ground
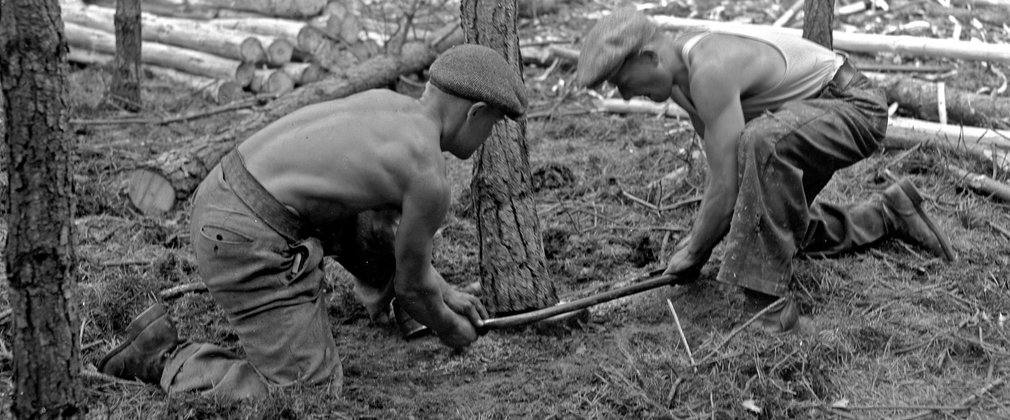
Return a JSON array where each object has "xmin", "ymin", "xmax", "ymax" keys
[{"xmin": 2, "ymin": 0, "xmax": 1010, "ymax": 418}]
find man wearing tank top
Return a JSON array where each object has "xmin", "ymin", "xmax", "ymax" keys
[{"xmin": 578, "ymin": 8, "xmax": 956, "ymax": 332}]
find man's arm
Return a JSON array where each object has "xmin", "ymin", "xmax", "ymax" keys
[
  {"xmin": 669, "ymin": 86, "xmax": 705, "ymax": 137},
  {"xmin": 665, "ymin": 62, "xmax": 747, "ymax": 275},
  {"xmin": 393, "ymin": 172, "xmax": 480, "ymax": 349}
]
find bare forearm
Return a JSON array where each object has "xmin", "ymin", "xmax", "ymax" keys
[
  {"xmin": 687, "ymin": 181, "xmax": 736, "ymax": 254},
  {"xmin": 395, "ymin": 265, "xmax": 456, "ymax": 329}
]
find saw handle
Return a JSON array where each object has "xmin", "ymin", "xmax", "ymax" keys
[{"xmin": 477, "ymin": 272, "xmax": 677, "ymax": 331}]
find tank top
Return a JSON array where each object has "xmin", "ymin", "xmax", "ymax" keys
[{"xmin": 681, "ymin": 28, "xmax": 843, "ymax": 120}]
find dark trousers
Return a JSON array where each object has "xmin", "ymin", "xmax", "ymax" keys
[
  {"xmin": 717, "ymin": 71, "xmax": 890, "ymax": 296},
  {"xmin": 163, "ymin": 151, "xmax": 398, "ymax": 398}
]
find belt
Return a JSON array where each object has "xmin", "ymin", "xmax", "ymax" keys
[
  {"xmin": 831, "ymin": 59, "xmax": 859, "ymax": 91},
  {"xmin": 221, "ymin": 150, "xmax": 305, "ymax": 242}
]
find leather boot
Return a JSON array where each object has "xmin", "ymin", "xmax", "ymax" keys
[
  {"xmin": 98, "ymin": 303, "xmax": 179, "ymax": 385},
  {"xmin": 882, "ymin": 179, "xmax": 957, "ymax": 261}
]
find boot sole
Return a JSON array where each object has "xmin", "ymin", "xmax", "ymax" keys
[
  {"xmin": 97, "ymin": 304, "xmax": 169, "ymax": 373},
  {"xmin": 895, "ymin": 179, "xmax": 957, "ymax": 261}
]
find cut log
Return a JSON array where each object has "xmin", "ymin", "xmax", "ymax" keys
[
  {"xmin": 249, "ymin": 69, "xmax": 295, "ymax": 95},
  {"xmin": 946, "ymin": 164, "xmax": 1010, "ymax": 202},
  {"xmin": 326, "ymin": 1, "xmax": 362, "ymax": 45},
  {"xmin": 596, "ymin": 98, "xmax": 690, "ymax": 119},
  {"xmin": 128, "ymin": 31, "xmax": 462, "ymax": 213},
  {"xmin": 141, "ymin": 0, "xmax": 326, "ymax": 18},
  {"xmin": 146, "ymin": 66, "xmax": 245, "ymax": 104},
  {"xmin": 650, "ymin": 16, "xmax": 1010, "ymax": 63},
  {"xmin": 297, "ymin": 26, "xmax": 359, "ymax": 74},
  {"xmin": 66, "ymin": 23, "xmax": 249, "ymax": 83},
  {"xmin": 62, "ymin": 3, "xmax": 269, "ymax": 64},
  {"xmin": 889, "ymin": 117, "xmax": 1010, "ymax": 150},
  {"xmin": 209, "ymin": 17, "xmax": 302, "ymax": 42},
  {"xmin": 67, "ymin": 47, "xmax": 245, "ymax": 104},
  {"xmin": 868, "ymin": 74, "xmax": 1010, "ymax": 128},
  {"xmin": 279, "ymin": 62, "xmax": 325, "ymax": 85},
  {"xmin": 884, "ymin": 132, "xmax": 1010, "ymax": 174},
  {"xmin": 128, "ymin": 168, "xmax": 177, "ymax": 215},
  {"xmin": 299, "ymin": 62, "xmax": 329, "ymax": 84},
  {"xmin": 263, "ymin": 37, "xmax": 294, "ymax": 67}
]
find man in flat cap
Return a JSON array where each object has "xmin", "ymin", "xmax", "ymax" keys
[
  {"xmin": 97, "ymin": 44, "xmax": 528, "ymax": 398},
  {"xmin": 578, "ymin": 9, "xmax": 956, "ymax": 332}
]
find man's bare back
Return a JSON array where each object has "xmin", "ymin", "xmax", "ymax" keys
[{"xmin": 238, "ymin": 90, "xmax": 445, "ymax": 229}]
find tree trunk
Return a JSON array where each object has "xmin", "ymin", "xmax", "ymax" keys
[
  {"xmin": 0, "ymin": 0, "xmax": 84, "ymax": 418},
  {"xmin": 461, "ymin": 0, "xmax": 558, "ymax": 315},
  {"xmin": 127, "ymin": 33, "xmax": 462, "ymax": 214},
  {"xmin": 801, "ymin": 0, "xmax": 834, "ymax": 49},
  {"xmin": 111, "ymin": 0, "xmax": 141, "ymax": 110}
]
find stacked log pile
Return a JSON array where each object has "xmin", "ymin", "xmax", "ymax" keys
[{"xmin": 61, "ymin": 0, "xmax": 383, "ymax": 102}]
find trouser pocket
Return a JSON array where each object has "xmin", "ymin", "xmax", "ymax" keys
[{"xmin": 284, "ymin": 237, "xmax": 324, "ymax": 286}]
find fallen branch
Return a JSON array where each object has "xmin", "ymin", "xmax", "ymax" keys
[
  {"xmin": 946, "ymin": 164, "xmax": 1010, "ymax": 201},
  {"xmin": 772, "ymin": 0, "xmax": 804, "ymax": 27},
  {"xmin": 667, "ymin": 299, "xmax": 696, "ymax": 366},
  {"xmin": 650, "ymin": 16, "xmax": 1010, "ymax": 64},
  {"xmin": 159, "ymin": 282, "xmax": 209, "ymax": 300},
  {"xmin": 70, "ymin": 94, "xmax": 273, "ymax": 125},
  {"xmin": 697, "ymin": 297, "xmax": 787, "ymax": 364}
]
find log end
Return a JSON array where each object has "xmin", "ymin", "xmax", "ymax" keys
[
  {"xmin": 267, "ymin": 39, "xmax": 295, "ymax": 67},
  {"xmin": 235, "ymin": 62, "xmax": 256, "ymax": 87},
  {"xmin": 128, "ymin": 167, "xmax": 176, "ymax": 215},
  {"xmin": 239, "ymin": 37, "xmax": 268, "ymax": 65}
]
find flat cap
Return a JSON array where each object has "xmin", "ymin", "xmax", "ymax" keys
[
  {"xmin": 429, "ymin": 44, "xmax": 528, "ymax": 119},
  {"xmin": 577, "ymin": 8, "xmax": 657, "ymax": 88}
]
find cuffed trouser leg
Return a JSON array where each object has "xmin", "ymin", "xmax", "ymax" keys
[
  {"xmin": 718, "ymin": 79, "xmax": 886, "ymax": 296},
  {"xmin": 161, "ymin": 165, "xmax": 342, "ymax": 399}
]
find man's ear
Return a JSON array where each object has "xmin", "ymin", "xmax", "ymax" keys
[
  {"xmin": 639, "ymin": 50, "xmax": 659, "ymax": 65},
  {"xmin": 466, "ymin": 101, "xmax": 489, "ymax": 121}
]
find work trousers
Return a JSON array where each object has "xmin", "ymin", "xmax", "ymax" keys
[
  {"xmin": 160, "ymin": 151, "xmax": 398, "ymax": 399},
  {"xmin": 717, "ymin": 69, "xmax": 890, "ymax": 297}
]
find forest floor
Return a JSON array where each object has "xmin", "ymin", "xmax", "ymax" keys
[{"xmin": 2, "ymin": 0, "xmax": 1010, "ymax": 418}]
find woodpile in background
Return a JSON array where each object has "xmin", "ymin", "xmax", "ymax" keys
[{"xmin": 62, "ymin": 0, "xmax": 386, "ymax": 102}]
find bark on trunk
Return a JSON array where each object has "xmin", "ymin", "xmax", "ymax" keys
[
  {"xmin": 801, "ymin": 0, "xmax": 834, "ymax": 49},
  {"xmin": 128, "ymin": 33, "xmax": 462, "ymax": 212},
  {"xmin": 0, "ymin": 0, "xmax": 84, "ymax": 417},
  {"xmin": 65, "ymin": 22, "xmax": 249, "ymax": 82},
  {"xmin": 111, "ymin": 0, "xmax": 142, "ymax": 110},
  {"xmin": 461, "ymin": 0, "xmax": 559, "ymax": 314}
]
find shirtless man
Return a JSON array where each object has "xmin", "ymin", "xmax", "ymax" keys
[
  {"xmin": 97, "ymin": 44, "xmax": 527, "ymax": 398},
  {"xmin": 578, "ymin": 9, "xmax": 955, "ymax": 332}
]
